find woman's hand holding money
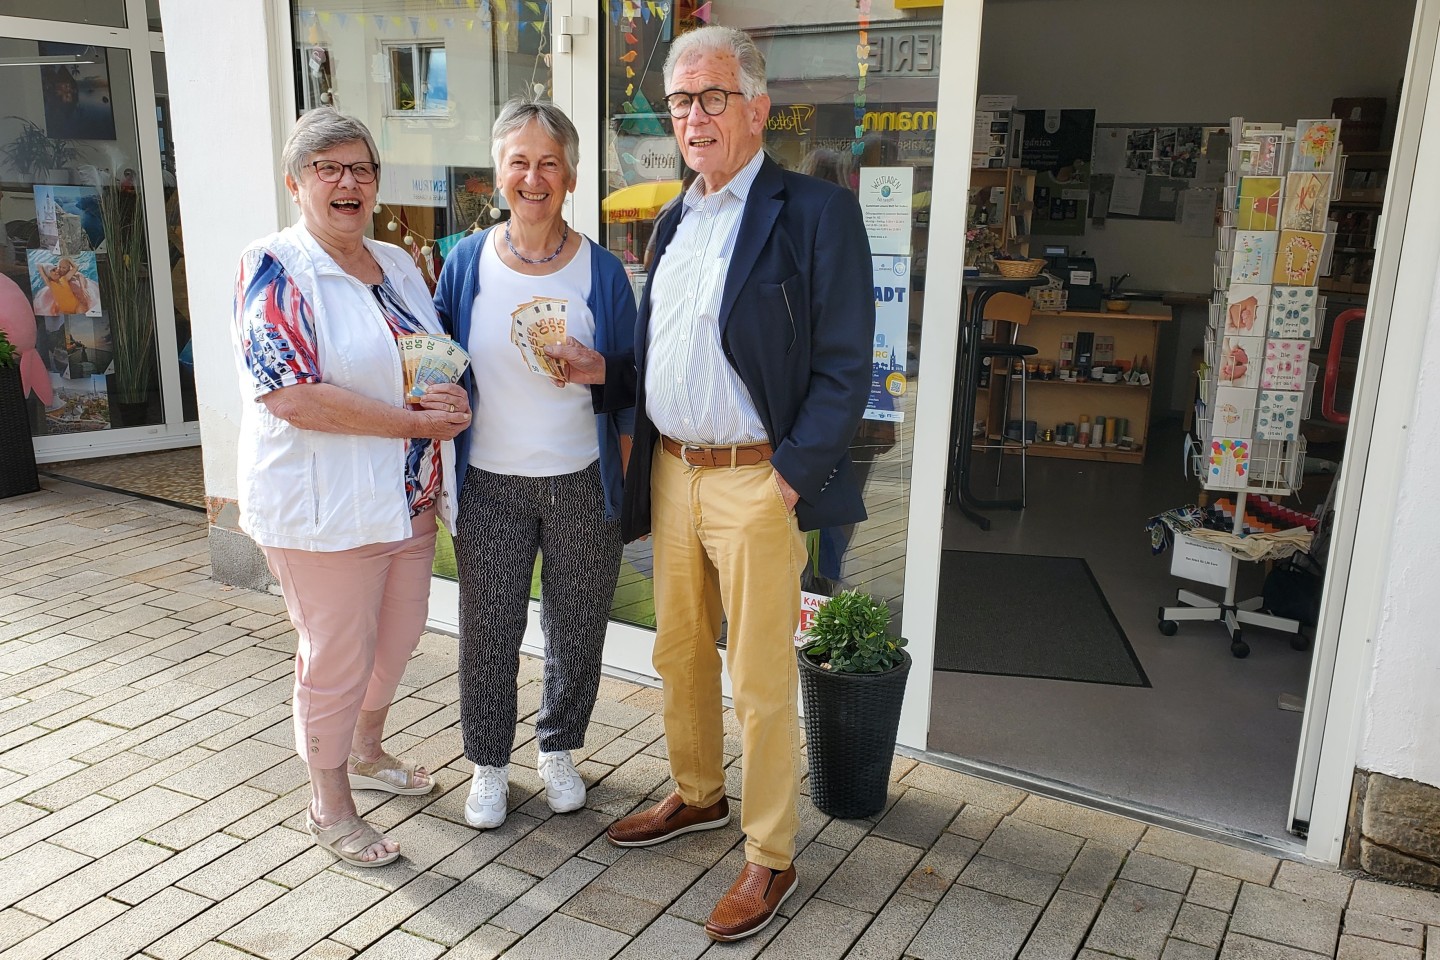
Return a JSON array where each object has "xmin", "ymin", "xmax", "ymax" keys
[{"xmin": 412, "ymin": 382, "xmax": 471, "ymax": 440}]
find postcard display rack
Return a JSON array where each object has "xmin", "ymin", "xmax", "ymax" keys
[{"xmin": 1159, "ymin": 117, "xmax": 1338, "ymax": 657}]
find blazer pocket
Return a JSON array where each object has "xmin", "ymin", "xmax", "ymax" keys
[{"xmin": 760, "ymin": 274, "xmax": 802, "ymax": 353}]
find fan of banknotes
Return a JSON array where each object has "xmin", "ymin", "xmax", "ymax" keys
[
  {"xmin": 510, "ymin": 297, "xmax": 570, "ymax": 380},
  {"xmin": 397, "ymin": 334, "xmax": 471, "ymax": 400}
]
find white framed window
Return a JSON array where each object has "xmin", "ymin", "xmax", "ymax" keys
[{"xmin": 384, "ymin": 40, "xmax": 447, "ymax": 117}]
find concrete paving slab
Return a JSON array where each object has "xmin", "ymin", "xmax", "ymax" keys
[{"xmin": 1230, "ymin": 882, "xmax": 1342, "ymax": 956}]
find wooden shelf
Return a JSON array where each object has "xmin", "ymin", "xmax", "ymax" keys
[{"xmin": 975, "ymin": 442, "xmax": 1146, "ymax": 464}]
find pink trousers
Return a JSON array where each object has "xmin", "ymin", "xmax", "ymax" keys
[{"xmin": 262, "ymin": 512, "xmax": 438, "ymax": 768}]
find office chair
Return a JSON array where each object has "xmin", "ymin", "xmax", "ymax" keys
[{"xmin": 977, "ymin": 292, "xmax": 1037, "ymax": 505}]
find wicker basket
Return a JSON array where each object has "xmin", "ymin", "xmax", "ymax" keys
[
  {"xmin": 798, "ymin": 648, "xmax": 911, "ymax": 819},
  {"xmin": 994, "ymin": 258, "xmax": 1047, "ymax": 279}
]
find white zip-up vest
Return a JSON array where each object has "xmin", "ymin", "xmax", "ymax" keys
[{"xmin": 234, "ymin": 223, "xmax": 457, "ymax": 552}]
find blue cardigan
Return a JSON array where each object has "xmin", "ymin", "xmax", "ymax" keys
[{"xmin": 432, "ymin": 227, "xmax": 637, "ymax": 519}]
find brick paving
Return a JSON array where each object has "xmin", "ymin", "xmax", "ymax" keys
[{"xmin": 3, "ymin": 479, "xmax": 1439, "ymax": 959}]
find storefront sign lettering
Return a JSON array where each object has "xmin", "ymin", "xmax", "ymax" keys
[
  {"xmin": 863, "ymin": 110, "xmax": 938, "ymax": 133},
  {"xmin": 867, "ymin": 33, "xmax": 940, "ymax": 76},
  {"xmin": 766, "ymin": 104, "xmax": 816, "ymax": 136}
]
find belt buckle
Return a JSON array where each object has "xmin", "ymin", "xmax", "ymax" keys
[{"xmin": 680, "ymin": 443, "xmax": 707, "ymax": 467}]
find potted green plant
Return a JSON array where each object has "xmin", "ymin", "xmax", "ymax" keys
[
  {"xmin": 797, "ymin": 589, "xmax": 911, "ymax": 819},
  {"xmin": 95, "ymin": 181, "xmax": 157, "ymax": 423},
  {"xmin": 0, "ymin": 328, "xmax": 41, "ymax": 499},
  {"xmin": 0, "ymin": 117, "xmax": 83, "ymax": 181}
]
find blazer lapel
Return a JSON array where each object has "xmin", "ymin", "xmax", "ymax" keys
[{"xmin": 718, "ymin": 157, "xmax": 784, "ymax": 334}]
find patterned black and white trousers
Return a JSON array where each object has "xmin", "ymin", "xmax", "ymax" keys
[{"xmin": 454, "ymin": 461, "xmax": 623, "ymax": 767}]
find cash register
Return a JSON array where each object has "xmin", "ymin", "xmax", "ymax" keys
[{"xmin": 1042, "ymin": 245, "xmax": 1103, "ymax": 310}]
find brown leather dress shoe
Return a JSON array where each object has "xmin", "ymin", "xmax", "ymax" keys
[
  {"xmin": 606, "ymin": 791, "xmax": 730, "ymax": 847},
  {"xmin": 705, "ymin": 862, "xmax": 797, "ymax": 942}
]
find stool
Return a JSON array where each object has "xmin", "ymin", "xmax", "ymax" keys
[{"xmin": 975, "ymin": 293, "xmax": 1037, "ymax": 506}]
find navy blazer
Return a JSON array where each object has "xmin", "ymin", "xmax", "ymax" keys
[{"xmin": 600, "ymin": 155, "xmax": 876, "ymax": 542}]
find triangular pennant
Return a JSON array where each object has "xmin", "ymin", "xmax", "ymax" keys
[
  {"xmin": 526, "ymin": 0, "xmax": 542, "ymax": 15},
  {"xmin": 657, "ymin": 0, "xmax": 669, "ymax": 19},
  {"xmin": 307, "ymin": 22, "xmax": 320, "ymax": 43},
  {"xmin": 641, "ymin": 1, "xmax": 651, "ymax": 22},
  {"xmin": 445, "ymin": 17, "xmax": 454, "ymax": 28},
  {"xmin": 337, "ymin": 12, "xmax": 348, "ymax": 27},
  {"xmin": 609, "ymin": 0, "xmax": 621, "ymax": 24},
  {"xmin": 428, "ymin": 17, "xmax": 439, "ymax": 30},
  {"xmin": 373, "ymin": 14, "xmax": 386, "ymax": 30},
  {"xmin": 317, "ymin": 10, "xmax": 330, "ymax": 23},
  {"xmin": 693, "ymin": 1, "xmax": 712, "ymax": 23},
  {"xmin": 300, "ymin": 9, "xmax": 315, "ymax": 24}
]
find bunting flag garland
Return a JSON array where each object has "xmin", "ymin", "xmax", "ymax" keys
[
  {"xmin": 692, "ymin": 1, "xmax": 711, "ymax": 23},
  {"xmin": 852, "ymin": 0, "xmax": 872, "ymax": 156}
]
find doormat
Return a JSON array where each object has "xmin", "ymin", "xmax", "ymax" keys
[{"xmin": 935, "ymin": 550, "xmax": 1149, "ymax": 687}]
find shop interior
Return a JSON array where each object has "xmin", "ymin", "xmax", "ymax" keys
[{"xmin": 928, "ymin": 0, "xmax": 1415, "ymax": 841}]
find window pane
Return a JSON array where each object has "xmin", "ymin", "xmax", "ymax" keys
[
  {"xmin": 2, "ymin": 0, "xmax": 127, "ymax": 27},
  {"xmin": 153, "ymin": 51, "xmax": 195, "ymax": 421},
  {"xmin": 287, "ymin": 2, "xmax": 553, "ymax": 581},
  {"xmin": 0, "ymin": 39, "xmax": 163, "ymax": 435},
  {"xmin": 603, "ymin": 4, "xmax": 945, "ymax": 630}
]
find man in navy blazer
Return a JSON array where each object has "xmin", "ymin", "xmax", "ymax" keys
[{"xmin": 550, "ymin": 24, "xmax": 874, "ymax": 942}]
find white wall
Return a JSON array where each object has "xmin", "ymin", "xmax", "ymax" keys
[
  {"xmin": 158, "ymin": 0, "xmax": 286, "ymax": 501},
  {"xmin": 977, "ymin": 0, "xmax": 1414, "ymax": 293},
  {"xmin": 1356, "ymin": 271, "xmax": 1440, "ymax": 786}
]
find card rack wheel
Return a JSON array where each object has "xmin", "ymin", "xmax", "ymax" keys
[
  {"xmin": 1231, "ymin": 633, "xmax": 1250, "ymax": 658},
  {"xmin": 1290, "ymin": 632, "xmax": 1312, "ymax": 652},
  {"xmin": 1158, "ymin": 617, "xmax": 1178, "ymax": 637}
]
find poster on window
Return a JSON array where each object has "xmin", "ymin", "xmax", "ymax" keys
[
  {"xmin": 865, "ymin": 255, "xmax": 909, "ymax": 423},
  {"xmin": 859, "ymin": 166, "xmax": 913, "ymax": 256},
  {"xmin": 1017, "ymin": 109, "xmax": 1095, "ymax": 236},
  {"xmin": 38, "ymin": 43, "xmax": 117, "ymax": 141}
]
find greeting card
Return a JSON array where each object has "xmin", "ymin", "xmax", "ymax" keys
[
  {"xmin": 1250, "ymin": 133, "xmax": 1289, "ymax": 176},
  {"xmin": 1273, "ymin": 230, "xmax": 1326, "ymax": 285},
  {"xmin": 1213, "ymin": 386, "xmax": 1257, "ymax": 439},
  {"xmin": 1293, "ymin": 118, "xmax": 1343, "ymax": 172},
  {"xmin": 1269, "ymin": 285, "xmax": 1320, "ymax": 341},
  {"xmin": 1218, "ymin": 335, "xmax": 1263, "ymax": 389},
  {"xmin": 1224, "ymin": 283, "xmax": 1272, "ymax": 336},
  {"xmin": 1236, "ymin": 176, "xmax": 1283, "ymax": 231},
  {"xmin": 1208, "ymin": 438, "xmax": 1251, "ymax": 490},
  {"xmin": 1263, "ymin": 338, "xmax": 1310, "ymax": 391},
  {"xmin": 1231, "ymin": 231, "xmax": 1278, "ymax": 284},
  {"xmin": 1257, "ymin": 390, "xmax": 1303, "ymax": 441},
  {"xmin": 1281, "ymin": 171, "xmax": 1334, "ymax": 231}
]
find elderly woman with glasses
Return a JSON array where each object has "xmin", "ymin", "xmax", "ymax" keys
[
  {"xmin": 233, "ymin": 107, "xmax": 471, "ymax": 867},
  {"xmin": 432, "ymin": 98, "xmax": 636, "ymax": 831}
]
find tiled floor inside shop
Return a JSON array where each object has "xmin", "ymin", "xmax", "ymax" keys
[{"xmin": 3, "ymin": 479, "xmax": 1439, "ymax": 959}]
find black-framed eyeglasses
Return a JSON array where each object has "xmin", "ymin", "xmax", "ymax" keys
[
  {"xmin": 308, "ymin": 160, "xmax": 380, "ymax": 184},
  {"xmin": 663, "ymin": 88, "xmax": 744, "ymax": 119}
]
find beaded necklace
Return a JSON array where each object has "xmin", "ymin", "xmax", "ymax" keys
[{"xmin": 505, "ymin": 220, "xmax": 570, "ymax": 265}]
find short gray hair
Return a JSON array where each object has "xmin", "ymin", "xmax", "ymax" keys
[
  {"xmin": 281, "ymin": 107, "xmax": 380, "ymax": 183},
  {"xmin": 664, "ymin": 26, "xmax": 767, "ymax": 100},
  {"xmin": 490, "ymin": 99, "xmax": 580, "ymax": 181}
]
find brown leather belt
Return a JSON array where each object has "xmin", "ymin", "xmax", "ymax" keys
[{"xmin": 661, "ymin": 436, "xmax": 774, "ymax": 467}]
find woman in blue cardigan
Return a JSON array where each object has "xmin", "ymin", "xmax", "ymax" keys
[{"xmin": 433, "ymin": 99, "xmax": 636, "ymax": 830}]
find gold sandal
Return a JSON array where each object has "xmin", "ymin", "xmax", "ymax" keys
[
  {"xmin": 306, "ymin": 811, "xmax": 400, "ymax": 867},
  {"xmin": 347, "ymin": 752, "xmax": 433, "ymax": 796}
]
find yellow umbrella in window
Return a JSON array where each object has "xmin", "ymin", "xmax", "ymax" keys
[{"xmin": 602, "ymin": 180, "xmax": 684, "ymax": 223}]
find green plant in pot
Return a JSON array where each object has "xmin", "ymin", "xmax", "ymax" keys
[
  {"xmin": 95, "ymin": 180, "xmax": 157, "ymax": 419},
  {"xmin": 797, "ymin": 590, "xmax": 911, "ymax": 819},
  {"xmin": 0, "ymin": 116, "xmax": 82, "ymax": 180}
]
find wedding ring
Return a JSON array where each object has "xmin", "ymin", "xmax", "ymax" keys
[{"xmin": 448, "ymin": 403, "xmax": 455, "ymax": 413}]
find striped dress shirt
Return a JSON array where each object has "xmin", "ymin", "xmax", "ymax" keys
[{"xmin": 645, "ymin": 149, "xmax": 768, "ymax": 445}]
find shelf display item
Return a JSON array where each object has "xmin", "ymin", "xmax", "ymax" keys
[
  {"xmin": 1262, "ymin": 338, "xmax": 1311, "ymax": 391},
  {"xmin": 1236, "ymin": 176, "xmax": 1283, "ymax": 230},
  {"xmin": 1224, "ymin": 283, "xmax": 1271, "ymax": 335},
  {"xmin": 1273, "ymin": 229, "xmax": 1326, "ymax": 285},
  {"xmin": 1230, "ymin": 231, "xmax": 1278, "ymax": 284},
  {"xmin": 1269, "ymin": 285, "xmax": 1321, "ymax": 341},
  {"xmin": 1213, "ymin": 386, "xmax": 1257, "ymax": 438},
  {"xmin": 1218, "ymin": 335, "xmax": 1263, "ymax": 389},
  {"xmin": 1281, "ymin": 171, "xmax": 1333, "ymax": 231},
  {"xmin": 1207, "ymin": 438, "xmax": 1251, "ymax": 490},
  {"xmin": 1257, "ymin": 390, "xmax": 1304, "ymax": 441},
  {"xmin": 1293, "ymin": 118, "xmax": 1343, "ymax": 171}
]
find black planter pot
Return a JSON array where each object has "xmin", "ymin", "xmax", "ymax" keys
[
  {"xmin": 798, "ymin": 648, "xmax": 912, "ymax": 819},
  {"xmin": 0, "ymin": 366, "xmax": 41, "ymax": 500}
]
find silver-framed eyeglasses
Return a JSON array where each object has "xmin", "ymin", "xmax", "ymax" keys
[
  {"xmin": 309, "ymin": 160, "xmax": 380, "ymax": 184},
  {"xmin": 663, "ymin": 88, "xmax": 744, "ymax": 119}
]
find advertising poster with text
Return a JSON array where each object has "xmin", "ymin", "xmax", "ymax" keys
[{"xmin": 866, "ymin": 255, "xmax": 910, "ymax": 422}]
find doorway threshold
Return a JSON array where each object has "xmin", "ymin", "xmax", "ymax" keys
[{"xmin": 900, "ymin": 745, "xmax": 1310, "ymax": 861}]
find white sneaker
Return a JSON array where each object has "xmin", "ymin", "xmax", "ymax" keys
[
  {"xmin": 465, "ymin": 764, "xmax": 508, "ymax": 829},
  {"xmin": 538, "ymin": 750, "xmax": 586, "ymax": 813}
]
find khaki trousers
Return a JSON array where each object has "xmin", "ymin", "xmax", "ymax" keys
[{"xmin": 650, "ymin": 446, "xmax": 807, "ymax": 869}]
